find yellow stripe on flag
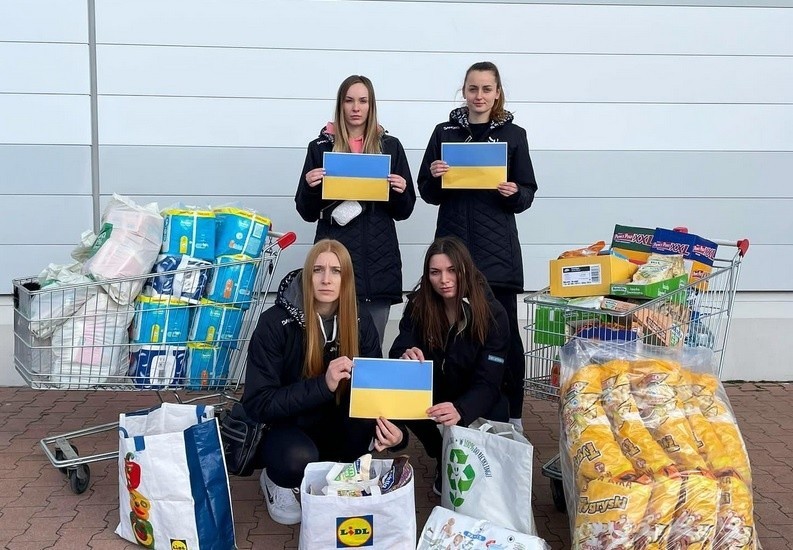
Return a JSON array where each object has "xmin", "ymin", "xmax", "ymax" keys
[
  {"xmin": 323, "ymin": 176, "xmax": 389, "ymax": 201},
  {"xmin": 349, "ymin": 388, "xmax": 432, "ymax": 420},
  {"xmin": 442, "ymin": 165, "xmax": 507, "ymax": 190}
]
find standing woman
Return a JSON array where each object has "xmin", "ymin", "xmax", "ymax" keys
[
  {"xmin": 389, "ymin": 236, "xmax": 510, "ymax": 493},
  {"xmin": 242, "ymin": 240, "xmax": 406, "ymax": 525},
  {"xmin": 296, "ymin": 75, "xmax": 416, "ymax": 345},
  {"xmin": 417, "ymin": 61, "xmax": 538, "ymax": 430}
]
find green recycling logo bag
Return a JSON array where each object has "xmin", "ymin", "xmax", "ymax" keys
[{"xmin": 441, "ymin": 418, "xmax": 537, "ymax": 536}]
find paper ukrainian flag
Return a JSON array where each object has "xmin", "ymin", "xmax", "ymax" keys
[
  {"xmin": 349, "ymin": 358, "xmax": 433, "ymax": 420},
  {"xmin": 441, "ymin": 142, "xmax": 507, "ymax": 189},
  {"xmin": 322, "ymin": 152, "xmax": 391, "ymax": 201}
]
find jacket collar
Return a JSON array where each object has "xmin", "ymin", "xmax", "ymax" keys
[
  {"xmin": 275, "ymin": 269, "xmax": 306, "ymax": 328},
  {"xmin": 449, "ymin": 107, "xmax": 513, "ymax": 130}
]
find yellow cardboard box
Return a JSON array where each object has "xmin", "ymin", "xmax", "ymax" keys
[{"xmin": 549, "ymin": 254, "xmax": 638, "ymax": 298}]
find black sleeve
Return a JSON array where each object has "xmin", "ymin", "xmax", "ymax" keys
[
  {"xmin": 417, "ymin": 127, "xmax": 444, "ymax": 206},
  {"xmin": 385, "ymin": 137, "xmax": 416, "ymax": 221},
  {"xmin": 358, "ymin": 309, "xmax": 383, "ymax": 359},
  {"xmin": 295, "ymin": 141, "xmax": 326, "ymax": 222},
  {"xmin": 242, "ymin": 313, "xmax": 334, "ymax": 423},
  {"xmin": 452, "ymin": 301, "xmax": 510, "ymax": 427},
  {"xmin": 501, "ymin": 125, "xmax": 537, "ymax": 214}
]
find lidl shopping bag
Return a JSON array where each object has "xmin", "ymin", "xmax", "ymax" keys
[
  {"xmin": 442, "ymin": 418, "xmax": 536, "ymax": 535},
  {"xmin": 298, "ymin": 460, "xmax": 416, "ymax": 550},
  {"xmin": 418, "ymin": 506, "xmax": 549, "ymax": 550},
  {"xmin": 115, "ymin": 403, "xmax": 236, "ymax": 549}
]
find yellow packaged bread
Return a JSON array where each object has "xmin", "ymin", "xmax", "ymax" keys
[
  {"xmin": 667, "ymin": 472, "xmax": 720, "ymax": 550},
  {"xmin": 715, "ymin": 474, "xmax": 758, "ymax": 549},
  {"xmin": 574, "ymin": 476, "xmax": 652, "ymax": 548},
  {"xmin": 634, "ymin": 474, "xmax": 683, "ymax": 550}
]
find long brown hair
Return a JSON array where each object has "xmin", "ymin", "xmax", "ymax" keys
[
  {"xmin": 463, "ymin": 61, "xmax": 507, "ymax": 123},
  {"xmin": 301, "ymin": 240, "xmax": 359, "ymax": 382},
  {"xmin": 410, "ymin": 237, "xmax": 492, "ymax": 349},
  {"xmin": 333, "ymin": 75, "xmax": 382, "ymax": 154}
]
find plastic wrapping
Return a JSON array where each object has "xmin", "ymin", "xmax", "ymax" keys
[{"xmin": 558, "ymin": 339, "xmax": 760, "ymax": 550}]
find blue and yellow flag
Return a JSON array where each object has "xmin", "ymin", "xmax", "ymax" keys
[
  {"xmin": 349, "ymin": 358, "xmax": 433, "ymax": 420},
  {"xmin": 441, "ymin": 142, "xmax": 507, "ymax": 189},
  {"xmin": 322, "ymin": 152, "xmax": 391, "ymax": 201}
]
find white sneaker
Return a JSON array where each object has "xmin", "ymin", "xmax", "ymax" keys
[{"xmin": 260, "ymin": 469, "xmax": 301, "ymax": 525}]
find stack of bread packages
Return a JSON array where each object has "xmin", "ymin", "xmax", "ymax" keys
[{"xmin": 558, "ymin": 339, "xmax": 760, "ymax": 550}]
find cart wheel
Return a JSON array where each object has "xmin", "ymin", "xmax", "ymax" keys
[
  {"xmin": 68, "ymin": 464, "xmax": 91, "ymax": 494},
  {"xmin": 551, "ymin": 478, "xmax": 566, "ymax": 513},
  {"xmin": 54, "ymin": 444, "xmax": 79, "ymax": 475}
]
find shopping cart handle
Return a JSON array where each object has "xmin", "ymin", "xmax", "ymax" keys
[{"xmin": 273, "ymin": 231, "xmax": 297, "ymax": 250}]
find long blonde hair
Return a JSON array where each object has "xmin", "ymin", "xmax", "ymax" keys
[
  {"xmin": 332, "ymin": 75, "xmax": 382, "ymax": 154},
  {"xmin": 301, "ymin": 240, "xmax": 359, "ymax": 383}
]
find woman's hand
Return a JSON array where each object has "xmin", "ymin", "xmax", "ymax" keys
[
  {"xmin": 497, "ymin": 181, "xmax": 519, "ymax": 197},
  {"xmin": 325, "ymin": 356, "xmax": 352, "ymax": 392},
  {"xmin": 427, "ymin": 402, "xmax": 462, "ymax": 427},
  {"xmin": 429, "ymin": 160, "xmax": 449, "ymax": 178},
  {"xmin": 387, "ymin": 174, "xmax": 407, "ymax": 193},
  {"xmin": 373, "ymin": 417, "xmax": 404, "ymax": 451},
  {"xmin": 400, "ymin": 347, "xmax": 425, "ymax": 361},
  {"xmin": 305, "ymin": 168, "xmax": 325, "ymax": 188}
]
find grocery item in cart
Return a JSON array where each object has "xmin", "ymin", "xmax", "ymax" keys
[
  {"xmin": 161, "ymin": 206, "xmax": 216, "ymax": 261},
  {"xmin": 143, "ymin": 254, "xmax": 211, "ymax": 304},
  {"xmin": 50, "ymin": 290, "xmax": 135, "ymax": 389},
  {"xmin": 650, "ymin": 227, "xmax": 718, "ymax": 286},
  {"xmin": 128, "ymin": 344, "xmax": 187, "ymax": 389},
  {"xmin": 29, "ymin": 263, "xmax": 97, "ymax": 339},
  {"xmin": 184, "ymin": 342, "xmax": 232, "ymax": 390},
  {"xmin": 610, "ymin": 224, "xmax": 655, "ymax": 263},
  {"xmin": 131, "ymin": 295, "xmax": 191, "ymax": 345},
  {"xmin": 549, "ymin": 253, "xmax": 638, "ymax": 298},
  {"xmin": 214, "ymin": 206, "xmax": 271, "ymax": 258},
  {"xmin": 204, "ymin": 254, "xmax": 259, "ymax": 309},
  {"xmin": 188, "ymin": 299, "xmax": 244, "ymax": 345},
  {"xmin": 82, "ymin": 194, "xmax": 164, "ymax": 305}
]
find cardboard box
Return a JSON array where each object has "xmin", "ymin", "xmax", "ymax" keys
[
  {"xmin": 650, "ymin": 228, "xmax": 718, "ymax": 285},
  {"xmin": 611, "ymin": 224, "xmax": 655, "ymax": 263},
  {"xmin": 634, "ymin": 304, "xmax": 688, "ymax": 347},
  {"xmin": 609, "ymin": 273, "xmax": 689, "ymax": 300},
  {"xmin": 549, "ymin": 254, "xmax": 638, "ymax": 298}
]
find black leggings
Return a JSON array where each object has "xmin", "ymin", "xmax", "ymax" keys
[
  {"xmin": 491, "ymin": 287, "xmax": 526, "ymax": 418},
  {"xmin": 259, "ymin": 416, "xmax": 376, "ymax": 489}
]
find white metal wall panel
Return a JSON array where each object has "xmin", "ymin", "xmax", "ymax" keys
[
  {"xmin": 0, "ymin": 95, "xmax": 91, "ymax": 145},
  {"xmin": 0, "ymin": 43, "xmax": 89, "ymax": 94},
  {"xmin": 0, "ymin": 196, "xmax": 93, "ymax": 245},
  {"xmin": 0, "ymin": 145, "xmax": 92, "ymax": 194},
  {"xmin": 94, "ymin": 1, "xmax": 793, "ymax": 56},
  {"xmin": 0, "ymin": 0, "xmax": 88, "ymax": 43}
]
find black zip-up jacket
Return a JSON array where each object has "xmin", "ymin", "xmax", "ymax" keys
[
  {"xmin": 242, "ymin": 269, "xmax": 382, "ymax": 428},
  {"xmin": 418, "ymin": 108, "xmax": 538, "ymax": 292},
  {"xmin": 295, "ymin": 127, "xmax": 416, "ymax": 305},
  {"xmin": 388, "ymin": 291, "xmax": 509, "ymax": 427}
]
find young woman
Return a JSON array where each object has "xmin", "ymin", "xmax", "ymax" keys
[
  {"xmin": 242, "ymin": 240, "xmax": 406, "ymax": 525},
  {"xmin": 417, "ymin": 61, "xmax": 538, "ymax": 430},
  {"xmin": 295, "ymin": 75, "xmax": 416, "ymax": 346},
  {"xmin": 389, "ymin": 236, "xmax": 510, "ymax": 494}
]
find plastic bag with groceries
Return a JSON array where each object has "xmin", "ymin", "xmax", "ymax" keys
[{"xmin": 558, "ymin": 339, "xmax": 761, "ymax": 549}]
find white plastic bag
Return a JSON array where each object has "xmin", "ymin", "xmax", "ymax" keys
[
  {"xmin": 299, "ymin": 460, "xmax": 416, "ymax": 550},
  {"xmin": 82, "ymin": 193, "xmax": 163, "ymax": 305},
  {"xmin": 30, "ymin": 262, "xmax": 97, "ymax": 338},
  {"xmin": 418, "ymin": 506, "xmax": 549, "ymax": 550},
  {"xmin": 442, "ymin": 418, "xmax": 536, "ymax": 536}
]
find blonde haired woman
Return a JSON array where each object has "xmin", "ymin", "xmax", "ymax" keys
[
  {"xmin": 243, "ymin": 240, "xmax": 405, "ymax": 525},
  {"xmin": 295, "ymin": 75, "xmax": 415, "ymax": 345}
]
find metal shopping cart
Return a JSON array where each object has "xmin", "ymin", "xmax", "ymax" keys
[
  {"xmin": 523, "ymin": 236, "xmax": 749, "ymax": 512},
  {"xmin": 12, "ymin": 230, "xmax": 295, "ymax": 493}
]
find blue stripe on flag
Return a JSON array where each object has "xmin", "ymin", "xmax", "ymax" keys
[
  {"xmin": 324, "ymin": 152, "xmax": 390, "ymax": 178},
  {"xmin": 352, "ymin": 358, "xmax": 432, "ymax": 391},
  {"xmin": 442, "ymin": 142, "xmax": 507, "ymax": 167}
]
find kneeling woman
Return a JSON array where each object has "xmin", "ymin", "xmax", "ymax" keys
[
  {"xmin": 243, "ymin": 239, "xmax": 406, "ymax": 525},
  {"xmin": 389, "ymin": 236, "xmax": 510, "ymax": 493}
]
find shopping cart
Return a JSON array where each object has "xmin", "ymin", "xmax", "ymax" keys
[
  {"xmin": 523, "ymin": 236, "xmax": 749, "ymax": 512},
  {"xmin": 12, "ymin": 230, "xmax": 295, "ymax": 493}
]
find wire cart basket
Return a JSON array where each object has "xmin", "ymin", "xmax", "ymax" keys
[
  {"xmin": 12, "ymin": 230, "xmax": 295, "ymax": 493},
  {"xmin": 523, "ymin": 237, "xmax": 749, "ymax": 512}
]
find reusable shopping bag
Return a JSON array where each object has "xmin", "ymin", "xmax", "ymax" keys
[
  {"xmin": 115, "ymin": 403, "xmax": 236, "ymax": 549},
  {"xmin": 298, "ymin": 459, "xmax": 416, "ymax": 550},
  {"xmin": 441, "ymin": 418, "xmax": 536, "ymax": 535},
  {"xmin": 418, "ymin": 506, "xmax": 549, "ymax": 550}
]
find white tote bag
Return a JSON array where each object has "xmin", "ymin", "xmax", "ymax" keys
[
  {"xmin": 115, "ymin": 403, "xmax": 236, "ymax": 549},
  {"xmin": 441, "ymin": 418, "xmax": 536, "ymax": 535},
  {"xmin": 418, "ymin": 506, "xmax": 549, "ymax": 550},
  {"xmin": 299, "ymin": 460, "xmax": 416, "ymax": 550}
]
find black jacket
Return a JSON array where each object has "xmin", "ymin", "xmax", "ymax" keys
[
  {"xmin": 295, "ymin": 128, "xmax": 416, "ymax": 304},
  {"xmin": 418, "ymin": 108, "xmax": 538, "ymax": 292},
  {"xmin": 242, "ymin": 269, "xmax": 382, "ymax": 428},
  {"xmin": 388, "ymin": 291, "xmax": 510, "ymax": 427}
]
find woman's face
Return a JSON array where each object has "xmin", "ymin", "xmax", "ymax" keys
[
  {"xmin": 312, "ymin": 251, "xmax": 342, "ymax": 306},
  {"xmin": 428, "ymin": 253, "xmax": 457, "ymax": 301},
  {"xmin": 342, "ymin": 82, "xmax": 370, "ymax": 132},
  {"xmin": 463, "ymin": 70, "xmax": 500, "ymax": 121}
]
